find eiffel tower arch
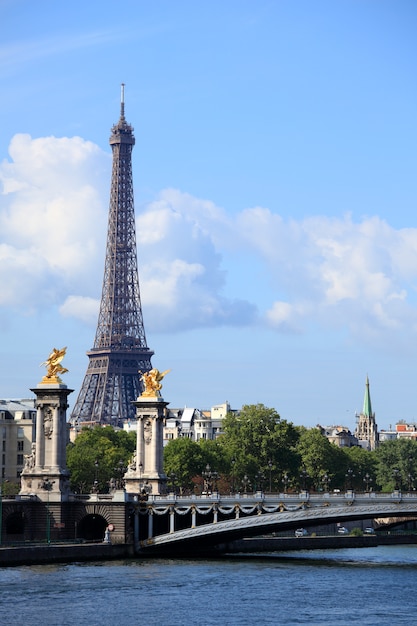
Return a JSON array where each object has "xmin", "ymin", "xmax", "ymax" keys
[{"xmin": 71, "ymin": 85, "xmax": 154, "ymax": 425}]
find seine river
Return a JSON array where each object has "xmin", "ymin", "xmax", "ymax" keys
[{"xmin": 0, "ymin": 545, "xmax": 415, "ymax": 625}]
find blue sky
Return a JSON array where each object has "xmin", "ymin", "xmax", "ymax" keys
[{"xmin": 1, "ymin": 1, "xmax": 416, "ymax": 430}]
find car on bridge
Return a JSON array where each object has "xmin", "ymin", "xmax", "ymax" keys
[
  {"xmin": 295, "ymin": 528, "xmax": 308, "ymax": 537},
  {"xmin": 364, "ymin": 527, "xmax": 375, "ymax": 534},
  {"xmin": 337, "ymin": 527, "xmax": 349, "ymax": 534}
]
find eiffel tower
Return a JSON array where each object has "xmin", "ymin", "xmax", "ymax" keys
[{"xmin": 71, "ymin": 85, "xmax": 154, "ymax": 425}]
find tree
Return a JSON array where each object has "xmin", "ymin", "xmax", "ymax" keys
[
  {"xmin": 374, "ymin": 438, "xmax": 417, "ymax": 491},
  {"xmin": 296, "ymin": 427, "xmax": 346, "ymax": 491},
  {"xmin": 342, "ymin": 445, "xmax": 378, "ymax": 491},
  {"xmin": 219, "ymin": 404, "xmax": 300, "ymax": 490},
  {"xmin": 163, "ymin": 438, "xmax": 205, "ymax": 494},
  {"xmin": 67, "ymin": 426, "xmax": 136, "ymax": 493}
]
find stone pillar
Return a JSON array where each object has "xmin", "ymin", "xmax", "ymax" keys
[
  {"xmin": 124, "ymin": 397, "xmax": 168, "ymax": 496},
  {"xmin": 20, "ymin": 383, "xmax": 73, "ymax": 502}
]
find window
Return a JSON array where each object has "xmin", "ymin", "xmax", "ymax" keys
[
  {"xmin": 2, "ymin": 441, "xmax": 5, "ymax": 452},
  {"xmin": 17, "ymin": 454, "xmax": 24, "ymax": 465},
  {"xmin": 17, "ymin": 441, "xmax": 24, "ymax": 451}
]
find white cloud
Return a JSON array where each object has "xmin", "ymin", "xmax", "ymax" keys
[
  {"xmin": 59, "ymin": 295, "xmax": 99, "ymax": 325},
  {"xmin": 237, "ymin": 209, "xmax": 417, "ymax": 339},
  {"xmin": 0, "ymin": 133, "xmax": 109, "ymax": 310},
  {"xmin": 137, "ymin": 190, "xmax": 257, "ymax": 331},
  {"xmin": 2, "ymin": 133, "xmax": 417, "ymax": 346}
]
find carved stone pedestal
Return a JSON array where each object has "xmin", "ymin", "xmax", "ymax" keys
[
  {"xmin": 20, "ymin": 383, "xmax": 73, "ymax": 502},
  {"xmin": 124, "ymin": 396, "xmax": 168, "ymax": 496}
]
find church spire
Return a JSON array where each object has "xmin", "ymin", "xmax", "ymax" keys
[
  {"xmin": 355, "ymin": 375, "xmax": 378, "ymax": 451},
  {"xmin": 362, "ymin": 375, "xmax": 373, "ymax": 417}
]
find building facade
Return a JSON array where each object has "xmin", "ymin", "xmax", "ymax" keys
[{"xmin": 0, "ymin": 399, "xmax": 35, "ymax": 484}]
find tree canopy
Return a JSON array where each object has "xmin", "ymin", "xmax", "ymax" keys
[
  {"xmin": 218, "ymin": 404, "xmax": 300, "ymax": 490},
  {"xmin": 66, "ymin": 407, "xmax": 417, "ymax": 497},
  {"xmin": 163, "ymin": 437, "xmax": 206, "ymax": 493},
  {"xmin": 374, "ymin": 438, "xmax": 417, "ymax": 491},
  {"xmin": 67, "ymin": 426, "xmax": 135, "ymax": 493}
]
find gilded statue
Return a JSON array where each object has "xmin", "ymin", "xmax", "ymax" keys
[
  {"xmin": 140, "ymin": 368, "xmax": 170, "ymax": 397},
  {"xmin": 40, "ymin": 347, "xmax": 69, "ymax": 384}
]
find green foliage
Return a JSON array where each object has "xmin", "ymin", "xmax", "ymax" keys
[
  {"xmin": 350, "ymin": 527, "xmax": 363, "ymax": 536},
  {"xmin": 342, "ymin": 446, "xmax": 378, "ymax": 490},
  {"xmin": 374, "ymin": 438, "xmax": 417, "ymax": 491},
  {"xmin": 198, "ymin": 438, "xmax": 228, "ymax": 474},
  {"xmin": 296, "ymin": 427, "xmax": 346, "ymax": 490},
  {"xmin": 1, "ymin": 481, "xmax": 20, "ymax": 496},
  {"xmin": 163, "ymin": 438, "xmax": 205, "ymax": 493},
  {"xmin": 218, "ymin": 404, "xmax": 300, "ymax": 490},
  {"xmin": 66, "ymin": 426, "xmax": 136, "ymax": 493}
]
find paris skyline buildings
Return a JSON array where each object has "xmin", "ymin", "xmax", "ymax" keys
[{"xmin": 0, "ymin": 1, "xmax": 416, "ymax": 430}]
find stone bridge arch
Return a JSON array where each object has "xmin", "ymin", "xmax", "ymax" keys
[
  {"xmin": 73, "ymin": 501, "xmax": 126, "ymax": 543},
  {"xmin": 2, "ymin": 501, "xmax": 36, "ymax": 542}
]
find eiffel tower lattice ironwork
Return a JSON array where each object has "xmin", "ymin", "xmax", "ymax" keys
[{"xmin": 71, "ymin": 85, "xmax": 154, "ymax": 425}]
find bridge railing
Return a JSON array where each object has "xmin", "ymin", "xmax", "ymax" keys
[{"xmin": 132, "ymin": 489, "xmax": 416, "ymax": 506}]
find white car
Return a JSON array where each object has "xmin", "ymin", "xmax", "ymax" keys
[
  {"xmin": 337, "ymin": 527, "xmax": 349, "ymax": 534},
  {"xmin": 295, "ymin": 528, "xmax": 308, "ymax": 537}
]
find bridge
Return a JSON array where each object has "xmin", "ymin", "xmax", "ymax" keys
[{"xmin": 133, "ymin": 490, "xmax": 417, "ymax": 555}]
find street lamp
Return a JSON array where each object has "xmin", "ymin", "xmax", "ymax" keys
[
  {"xmin": 281, "ymin": 473, "xmax": 289, "ymax": 493},
  {"xmin": 114, "ymin": 460, "xmax": 126, "ymax": 490},
  {"xmin": 300, "ymin": 467, "xmax": 309, "ymax": 491},
  {"xmin": 268, "ymin": 459, "xmax": 273, "ymax": 493},
  {"xmin": 407, "ymin": 456, "xmax": 414, "ymax": 491},
  {"xmin": 202, "ymin": 464, "xmax": 218, "ymax": 494},
  {"xmin": 345, "ymin": 468, "xmax": 355, "ymax": 490},
  {"xmin": 363, "ymin": 472, "xmax": 372, "ymax": 492},
  {"xmin": 321, "ymin": 473, "xmax": 330, "ymax": 492},
  {"xmin": 392, "ymin": 468, "xmax": 401, "ymax": 491},
  {"xmin": 92, "ymin": 459, "xmax": 99, "ymax": 493},
  {"xmin": 168, "ymin": 472, "xmax": 177, "ymax": 495},
  {"xmin": 230, "ymin": 458, "xmax": 236, "ymax": 493},
  {"xmin": 241, "ymin": 474, "xmax": 251, "ymax": 494},
  {"xmin": 255, "ymin": 471, "xmax": 265, "ymax": 493}
]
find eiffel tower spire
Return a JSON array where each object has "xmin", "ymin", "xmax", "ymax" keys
[{"xmin": 71, "ymin": 85, "xmax": 154, "ymax": 425}]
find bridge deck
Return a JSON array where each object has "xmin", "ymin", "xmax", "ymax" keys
[{"xmin": 133, "ymin": 491, "xmax": 417, "ymax": 554}]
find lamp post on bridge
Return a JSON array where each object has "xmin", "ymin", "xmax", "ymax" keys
[
  {"xmin": 168, "ymin": 472, "xmax": 178, "ymax": 495},
  {"xmin": 241, "ymin": 474, "xmax": 251, "ymax": 494},
  {"xmin": 230, "ymin": 458, "xmax": 236, "ymax": 494},
  {"xmin": 92, "ymin": 459, "xmax": 99, "ymax": 493},
  {"xmin": 202, "ymin": 464, "xmax": 218, "ymax": 495},
  {"xmin": 363, "ymin": 472, "xmax": 372, "ymax": 492},
  {"xmin": 300, "ymin": 467, "xmax": 309, "ymax": 492},
  {"xmin": 392, "ymin": 468, "xmax": 401, "ymax": 491},
  {"xmin": 345, "ymin": 468, "xmax": 355, "ymax": 491},
  {"xmin": 255, "ymin": 471, "xmax": 265, "ymax": 493},
  {"xmin": 114, "ymin": 460, "xmax": 127, "ymax": 490},
  {"xmin": 268, "ymin": 459, "xmax": 273, "ymax": 494},
  {"xmin": 321, "ymin": 473, "xmax": 330, "ymax": 493},
  {"xmin": 281, "ymin": 473, "xmax": 289, "ymax": 494},
  {"xmin": 407, "ymin": 456, "xmax": 414, "ymax": 492}
]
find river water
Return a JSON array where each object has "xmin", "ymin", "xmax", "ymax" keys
[{"xmin": 0, "ymin": 545, "xmax": 415, "ymax": 625}]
